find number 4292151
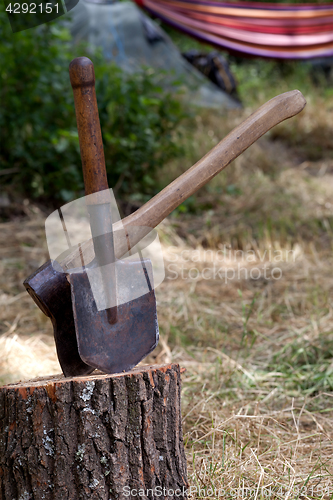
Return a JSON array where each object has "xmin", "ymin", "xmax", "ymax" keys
[{"xmin": 6, "ymin": 3, "xmax": 59, "ymax": 13}]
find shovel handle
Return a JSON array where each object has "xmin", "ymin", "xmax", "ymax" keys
[
  {"xmin": 69, "ymin": 57, "xmax": 117, "ymax": 323},
  {"xmin": 69, "ymin": 57, "xmax": 109, "ymax": 201}
]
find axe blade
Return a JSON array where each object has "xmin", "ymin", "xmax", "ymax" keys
[{"xmin": 23, "ymin": 261, "xmax": 95, "ymax": 377}]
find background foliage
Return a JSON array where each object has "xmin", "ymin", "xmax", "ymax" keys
[{"xmin": 0, "ymin": 7, "xmax": 186, "ymax": 206}]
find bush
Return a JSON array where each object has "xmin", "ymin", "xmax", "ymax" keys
[{"xmin": 0, "ymin": 7, "xmax": 186, "ymax": 205}]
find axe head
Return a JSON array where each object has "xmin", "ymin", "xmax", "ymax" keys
[
  {"xmin": 24, "ymin": 224, "xmax": 163, "ymax": 377},
  {"xmin": 70, "ymin": 259, "xmax": 159, "ymax": 373},
  {"xmin": 23, "ymin": 261, "xmax": 95, "ymax": 377},
  {"xmin": 24, "ymin": 257, "xmax": 159, "ymax": 377}
]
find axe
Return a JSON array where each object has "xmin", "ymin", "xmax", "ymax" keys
[{"xmin": 24, "ymin": 75, "xmax": 306, "ymax": 377}]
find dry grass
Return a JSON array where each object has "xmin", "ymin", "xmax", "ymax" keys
[
  {"xmin": 0, "ymin": 204, "xmax": 58, "ymax": 385},
  {"xmin": 156, "ymin": 217, "xmax": 333, "ymax": 497},
  {"xmin": 2, "ymin": 84, "xmax": 333, "ymax": 497}
]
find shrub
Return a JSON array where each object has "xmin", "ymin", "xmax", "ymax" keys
[{"xmin": 0, "ymin": 7, "xmax": 186, "ymax": 205}]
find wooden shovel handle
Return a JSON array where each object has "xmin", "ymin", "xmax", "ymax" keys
[
  {"xmin": 69, "ymin": 57, "xmax": 109, "ymax": 199},
  {"xmin": 61, "ymin": 89, "xmax": 306, "ymax": 270}
]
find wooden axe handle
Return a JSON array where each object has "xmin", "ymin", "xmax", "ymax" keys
[
  {"xmin": 125, "ymin": 90, "xmax": 305, "ymax": 228},
  {"xmin": 61, "ymin": 89, "xmax": 306, "ymax": 270}
]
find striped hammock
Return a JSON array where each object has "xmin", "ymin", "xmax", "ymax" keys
[{"xmin": 133, "ymin": 0, "xmax": 333, "ymax": 59}]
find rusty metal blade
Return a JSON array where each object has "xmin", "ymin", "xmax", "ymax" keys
[
  {"xmin": 23, "ymin": 261, "xmax": 95, "ymax": 377},
  {"xmin": 70, "ymin": 259, "xmax": 159, "ymax": 374}
]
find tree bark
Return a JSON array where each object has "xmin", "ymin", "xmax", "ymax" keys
[{"xmin": 0, "ymin": 363, "xmax": 188, "ymax": 500}]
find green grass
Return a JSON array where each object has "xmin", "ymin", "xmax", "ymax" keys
[{"xmin": 268, "ymin": 332, "xmax": 333, "ymax": 395}]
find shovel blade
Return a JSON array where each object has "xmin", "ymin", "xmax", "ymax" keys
[{"xmin": 70, "ymin": 260, "xmax": 159, "ymax": 374}]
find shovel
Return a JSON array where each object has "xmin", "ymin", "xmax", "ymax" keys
[
  {"xmin": 24, "ymin": 77, "xmax": 306, "ymax": 377},
  {"xmin": 66, "ymin": 57, "xmax": 158, "ymax": 374}
]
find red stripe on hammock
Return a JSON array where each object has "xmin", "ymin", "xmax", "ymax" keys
[
  {"xmin": 184, "ymin": 10, "xmax": 333, "ymax": 34},
  {"xmin": 148, "ymin": 0, "xmax": 333, "ymax": 46},
  {"xmin": 134, "ymin": 0, "xmax": 333, "ymax": 58}
]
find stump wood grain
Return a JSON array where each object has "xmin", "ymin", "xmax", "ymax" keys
[{"xmin": 0, "ymin": 363, "xmax": 188, "ymax": 500}]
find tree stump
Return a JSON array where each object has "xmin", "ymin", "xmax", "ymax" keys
[{"xmin": 0, "ymin": 363, "xmax": 188, "ymax": 500}]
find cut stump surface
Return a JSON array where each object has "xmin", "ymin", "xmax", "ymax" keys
[{"xmin": 0, "ymin": 363, "xmax": 188, "ymax": 500}]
